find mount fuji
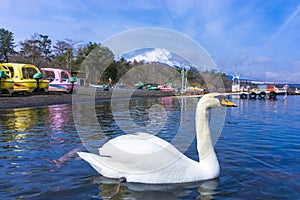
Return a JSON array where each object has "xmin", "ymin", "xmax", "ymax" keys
[{"xmin": 124, "ymin": 48, "xmax": 194, "ymax": 70}]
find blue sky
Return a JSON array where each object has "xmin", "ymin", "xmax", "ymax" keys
[{"xmin": 1, "ymin": 0, "xmax": 300, "ymax": 83}]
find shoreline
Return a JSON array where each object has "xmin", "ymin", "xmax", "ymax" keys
[
  {"xmin": 0, "ymin": 93, "xmax": 74, "ymax": 110},
  {"xmin": 0, "ymin": 89, "xmax": 177, "ymax": 110},
  {"xmin": 1, "ymin": 88, "xmax": 295, "ymax": 110}
]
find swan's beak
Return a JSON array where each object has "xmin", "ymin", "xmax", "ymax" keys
[{"xmin": 221, "ymin": 99, "xmax": 237, "ymax": 107}]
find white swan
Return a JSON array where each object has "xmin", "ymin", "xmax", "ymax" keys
[{"xmin": 77, "ymin": 93, "xmax": 237, "ymax": 184}]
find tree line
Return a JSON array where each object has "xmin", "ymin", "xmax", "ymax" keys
[
  {"xmin": 0, "ymin": 28, "xmax": 144, "ymax": 84},
  {"xmin": 0, "ymin": 28, "xmax": 232, "ymax": 90},
  {"xmin": 0, "ymin": 28, "xmax": 100, "ymax": 73}
]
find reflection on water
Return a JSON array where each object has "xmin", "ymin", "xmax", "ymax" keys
[
  {"xmin": 0, "ymin": 105, "xmax": 73, "ymax": 137},
  {"xmin": 93, "ymin": 175, "xmax": 219, "ymax": 200},
  {"xmin": 1, "ymin": 108, "xmax": 45, "ymax": 134},
  {"xmin": 0, "ymin": 104, "xmax": 83, "ymax": 200},
  {"xmin": 47, "ymin": 105, "xmax": 73, "ymax": 132}
]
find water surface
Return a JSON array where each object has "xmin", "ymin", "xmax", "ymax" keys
[{"xmin": 0, "ymin": 95, "xmax": 299, "ymax": 199}]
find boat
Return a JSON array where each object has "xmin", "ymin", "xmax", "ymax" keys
[
  {"xmin": 186, "ymin": 86, "xmax": 205, "ymax": 94},
  {"xmin": 295, "ymin": 88, "xmax": 300, "ymax": 95},
  {"xmin": 230, "ymin": 73, "xmax": 288, "ymax": 100},
  {"xmin": 160, "ymin": 84, "xmax": 174, "ymax": 92},
  {"xmin": 146, "ymin": 84, "xmax": 160, "ymax": 90},
  {"xmin": 41, "ymin": 68, "xmax": 77, "ymax": 93},
  {"xmin": 0, "ymin": 69, "xmax": 14, "ymax": 95},
  {"xmin": 239, "ymin": 85, "xmax": 287, "ymax": 100},
  {"xmin": 134, "ymin": 82, "xmax": 144, "ymax": 89},
  {"xmin": 89, "ymin": 83, "xmax": 110, "ymax": 91},
  {"xmin": 0, "ymin": 63, "xmax": 49, "ymax": 93}
]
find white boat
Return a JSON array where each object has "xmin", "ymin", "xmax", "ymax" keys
[
  {"xmin": 89, "ymin": 83, "xmax": 110, "ymax": 91},
  {"xmin": 230, "ymin": 73, "xmax": 288, "ymax": 100}
]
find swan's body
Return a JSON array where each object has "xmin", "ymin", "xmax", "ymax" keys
[{"xmin": 78, "ymin": 93, "xmax": 235, "ymax": 184}]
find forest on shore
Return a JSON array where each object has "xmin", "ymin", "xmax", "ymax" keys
[{"xmin": 0, "ymin": 28, "xmax": 232, "ymax": 90}]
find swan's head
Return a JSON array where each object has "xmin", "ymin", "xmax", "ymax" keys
[{"xmin": 199, "ymin": 93, "xmax": 237, "ymax": 109}]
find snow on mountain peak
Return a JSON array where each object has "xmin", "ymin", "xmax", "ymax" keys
[{"xmin": 127, "ymin": 48, "xmax": 180, "ymax": 67}]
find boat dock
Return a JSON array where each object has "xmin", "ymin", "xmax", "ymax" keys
[{"xmin": 230, "ymin": 74, "xmax": 288, "ymax": 100}]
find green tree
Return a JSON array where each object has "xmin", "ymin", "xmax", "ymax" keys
[
  {"xmin": 73, "ymin": 42, "xmax": 98, "ymax": 72},
  {"xmin": 82, "ymin": 44, "xmax": 114, "ymax": 84},
  {"xmin": 19, "ymin": 33, "xmax": 52, "ymax": 67},
  {"xmin": 0, "ymin": 28, "xmax": 16, "ymax": 62},
  {"xmin": 20, "ymin": 33, "xmax": 42, "ymax": 65},
  {"xmin": 39, "ymin": 34, "xmax": 52, "ymax": 63},
  {"xmin": 103, "ymin": 59, "xmax": 134, "ymax": 83}
]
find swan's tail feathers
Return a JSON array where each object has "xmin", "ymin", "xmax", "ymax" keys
[{"xmin": 77, "ymin": 152, "xmax": 115, "ymax": 177}]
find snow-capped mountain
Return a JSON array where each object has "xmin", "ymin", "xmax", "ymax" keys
[{"xmin": 125, "ymin": 48, "xmax": 188, "ymax": 68}]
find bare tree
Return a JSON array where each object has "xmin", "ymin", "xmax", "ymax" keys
[{"xmin": 52, "ymin": 39, "xmax": 79, "ymax": 71}]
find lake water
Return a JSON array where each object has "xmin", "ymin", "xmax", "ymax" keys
[{"xmin": 0, "ymin": 94, "xmax": 299, "ymax": 199}]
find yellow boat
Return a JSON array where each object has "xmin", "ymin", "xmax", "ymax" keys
[
  {"xmin": 0, "ymin": 63, "xmax": 49, "ymax": 93},
  {"xmin": 0, "ymin": 69, "xmax": 14, "ymax": 95}
]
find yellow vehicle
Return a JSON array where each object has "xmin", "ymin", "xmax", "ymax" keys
[
  {"xmin": 0, "ymin": 63, "xmax": 49, "ymax": 93},
  {"xmin": 0, "ymin": 69, "xmax": 14, "ymax": 95}
]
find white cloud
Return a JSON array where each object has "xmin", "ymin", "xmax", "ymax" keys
[
  {"xmin": 251, "ymin": 56, "xmax": 275, "ymax": 68},
  {"xmin": 265, "ymin": 71, "xmax": 280, "ymax": 79}
]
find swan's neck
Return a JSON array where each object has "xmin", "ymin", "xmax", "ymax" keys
[{"xmin": 195, "ymin": 103, "xmax": 219, "ymax": 168}]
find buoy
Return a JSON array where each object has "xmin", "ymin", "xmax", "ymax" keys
[
  {"xmin": 268, "ymin": 91, "xmax": 277, "ymax": 100},
  {"xmin": 240, "ymin": 93, "xmax": 247, "ymax": 99},
  {"xmin": 259, "ymin": 92, "xmax": 266, "ymax": 99},
  {"xmin": 249, "ymin": 92, "xmax": 257, "ymax": 99}
]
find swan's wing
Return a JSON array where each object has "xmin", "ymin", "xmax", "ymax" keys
[
  {"xmin": 98, "ymin": 132, "xmax": 187, "ymax": 173},
  {"xmin": 78, "ymin": 132, "xmax": 189, "ymax": 176},
  {"xmin": 101, "ymin": 132, "xmax": 180, "ymax": 154}
]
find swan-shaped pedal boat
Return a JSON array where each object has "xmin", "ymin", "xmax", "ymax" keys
[{"xmin": 78, "ymin": 93, "xmax": 237, "ymax": 184}]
